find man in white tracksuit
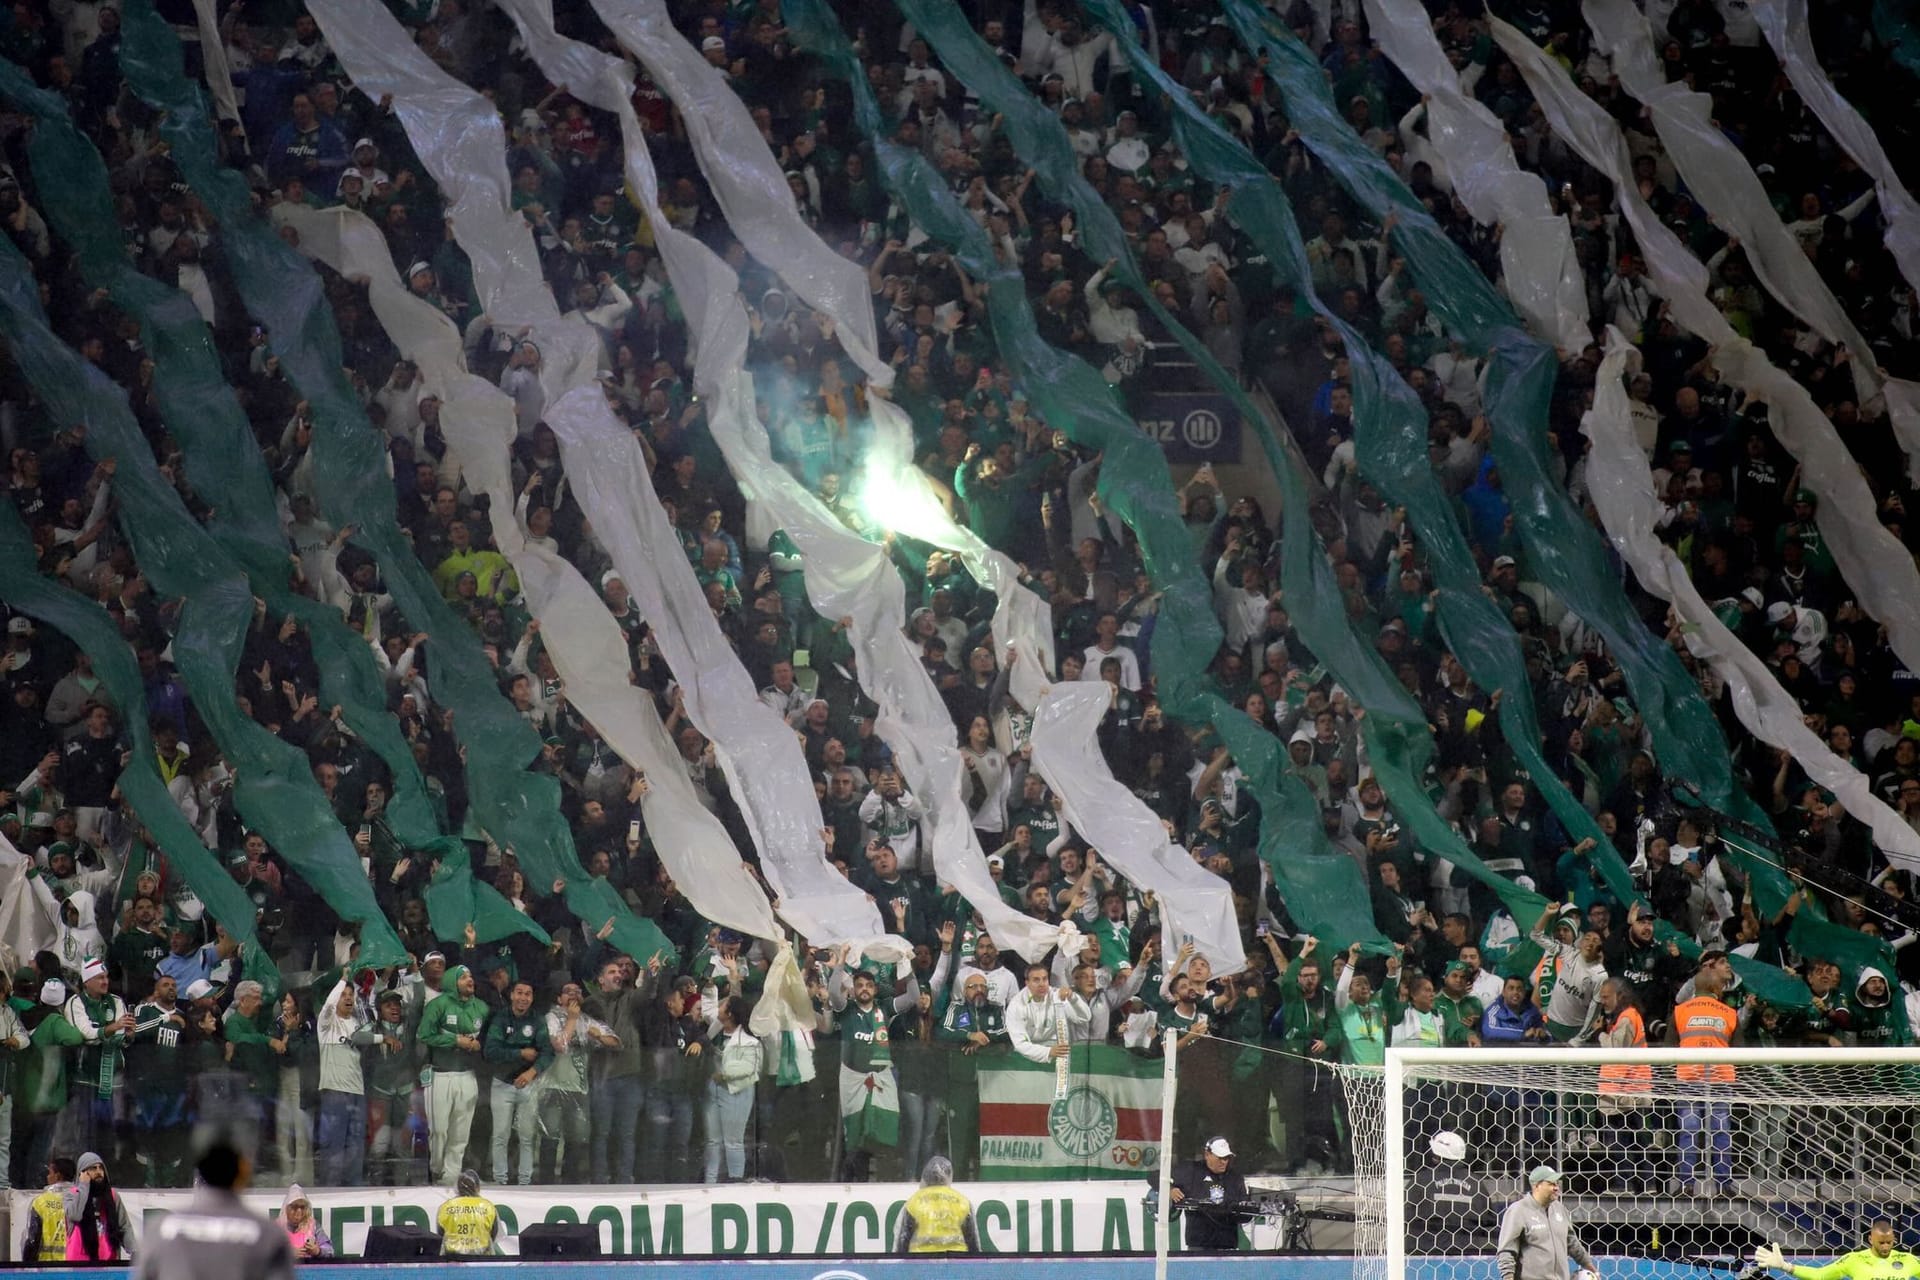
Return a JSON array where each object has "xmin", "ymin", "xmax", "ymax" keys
[
  {"xmin": 1528, "ymin": 903, "xmax": 1608, "ymax": 1041},
  {"xmin": 1496, "ymin": 1166, "xmax": 1600, "ymax": 1280}
]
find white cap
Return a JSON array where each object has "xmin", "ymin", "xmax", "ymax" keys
[
  {"xmin": 184, "ymin": 978, "xmax": 216, "ymax": 1002},
  {"xmin": 80, "ymin": 958, "xmax": 107, "ymax": 984},
  {"xmin": 701, "ymin": 35, "xmax": 725, "ymax": 50},
  {"xmin": 1206, "ymin": 1137, "xmax": 1233, "ymax": 1159}
]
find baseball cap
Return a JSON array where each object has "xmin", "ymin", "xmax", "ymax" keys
[
  {"xmin": 184, "ymin": 979, "xmax": 217, "ymax": 1002},
  {"xmin": 1766, "ymin": 601, "xmax": 1793, "ymax": 626},
  {"xmin": 6, "ymin": 616, "xmax": 32, "ymax": 635},
  {"xmin": 1206, "ymin": 1137, "xmax": 1233, "ymax": 1159},
  {"xmin": 1491, "ymin": 555, "xmax": 1516, "ymax": 570},
  {"xmin": 1528, "ymin": 1165, "xmax": 1561, "ymax": 1186},
  {"xmin": 701, "ymin": 35, "xmax": 725, "ymax": 50}
]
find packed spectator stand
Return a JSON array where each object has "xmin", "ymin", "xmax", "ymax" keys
[{"xmin": 0, "ymin": 0, "xmax": 1915, "ymax": 1203}]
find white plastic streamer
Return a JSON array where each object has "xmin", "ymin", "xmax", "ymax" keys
[
  {"xmin": 1753, "ymin": 0, "xmax": 1920, "ymax": 292},
  {"xmin": 1360, "ymin": 0, "xmax": 1590, "ymax": 353},
  {"xmin": 489, "ymin": 0, "xmax": 1061, "ymax": 961},
  {"xmin": 1582, "ymin": 327, "xmax": 1920, "ymax": 874},
  {"xmin": 1582, "ymin": 0, "xmax": 1920, "ymax": 482},
  {"xmin": 590, "ymin": 0, "xmax": 1245, "ymax": 971},
  {"xmin": 273, "ymin": 204, "xmax": 782, "ymax": 941},
  {"xmin": 306, "ymin": 0, "xmax": 899, "ymax": 957},
  {"xmin": 188, "ymin": 0, "xmax": 240, "ymax": 125},
  {"xmin": 1489, "ymin": 15, "xmax": 1920, "ymax": 681}
]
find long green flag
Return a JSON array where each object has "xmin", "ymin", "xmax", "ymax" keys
[
  {"xmin": 784, "ymin": 0, "xmax": 1388, "ymax": 951},
  {"xmin": 1075, "ymin": 0, "xmax": 1553, "ymax": 933},
  {"xmin": 0, "ymin": 506, "xmax": 277, "ymax": 991},
  {"xmin": 119, "ymin": 0, "xmax": 672, "ymax": 964},
  {"xmin": 0, "ymin": 228, "xmax": 408, "ymax": 967},
  {"xmin": 0, "ymin": 57, "xmax": 541, "ymax": 950}
]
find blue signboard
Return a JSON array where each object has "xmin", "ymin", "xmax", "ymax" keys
[{"xmin": 1138, "ymin": 393, "xmax": 1242, "ymax": 463}]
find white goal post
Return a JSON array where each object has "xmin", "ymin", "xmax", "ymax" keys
[{"xmin": 1350, "ymin": 1046, "xmax": 1920, "ymax": 1280}]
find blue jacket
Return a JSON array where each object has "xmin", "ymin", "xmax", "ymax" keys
[
  {"xmin": 265, "ymin": 119, "xmax": 348, "ymax": 187},
  {"xmin": 1479, "ymin": 998, "xmax": 1544, "ymax": 1044}
]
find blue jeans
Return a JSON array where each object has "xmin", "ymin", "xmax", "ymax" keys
[
  {"xmin": 316, "ymin": 1090, "xmax": 367, "ymax": 1187},
  {"xmin": 590, "ymin": 1074, "xmax": 643, "ymax": 1184},
  {"xmin": 1679, "ymin": 1088, "xmax": 1733, "ymax": 1187},
  {"xmin": 490, "ymin": 1081, "xmax": 539, "ymax": 1185},
  {"xmin": 643, "ymin": 1085, "xmax": 695, "ymax": 1182},
  {"xmin": 900, "ymin": 1090, "xmax": 946, "ymax": 1181},
  {"xmin": 703, "ymin": 1081, "xmax": 755, "ymax": 1183}
]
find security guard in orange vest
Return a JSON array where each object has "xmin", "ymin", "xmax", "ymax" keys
[
  {"xmin": 21, "ymin": 1158, "xmax": 75, "ymax": 1263},
  {"xmin": 894, "ymin": 1156, "xmax": 980, "ymax": 1254},
  {"xmin": 1669, "ymin": 966, "xmax": 1738, "ymax": 1193}
]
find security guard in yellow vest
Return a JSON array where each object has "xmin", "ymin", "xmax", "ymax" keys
[
  {"xmin": 21, "ymin": 1158, "xmax": 75, "ymax": 1263},
  {"xmin": 437, "ymin": 1169, "xmax": 503, "ymax": 1256},
  {"xmin": 894, "ymin": 1156, "xmax": 981, "ymax": 1255}
]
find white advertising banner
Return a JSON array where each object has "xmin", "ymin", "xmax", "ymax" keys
[{"xmin": 8, "ymin": 1180, "xmax": 1192, "ymax": 1258}]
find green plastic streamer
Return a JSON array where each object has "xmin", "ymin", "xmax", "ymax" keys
[
  {"xmin": 1228, "ymin": 2, "xmax": 1736, "ymax": 812},
  {"xmin": 118, "ymin": 0, "xmax": 672, "ymax": 964},
  {"xmin": 0, "ymin": 228, "xmax": 409, "ymax": 967},
  {"xmin": 0, "ymin": 505, "xmax": 276, "ymax": 986},
  {"xmin": 786, "ymin": 0, "xmax": 1391, "ymax": 950},
  {"xmin": 1074, "ymin": 0, "xmax": 1754, "ymax": 986},
  {"xmin": 1074, "ymin": 0, "xmax": 1558, "ymax": 935},
  {"xmin": 0, "ymin": 61, "xmax": 538, "ymax": 953},
  {"xmin": 1228, "ymin": 0, "xmax": 1878, "ymax": 1008}
]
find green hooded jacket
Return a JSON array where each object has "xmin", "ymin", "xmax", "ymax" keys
[{"xmin": 419, "ymin": 966, "xmax": 491, "ymax": 1072}]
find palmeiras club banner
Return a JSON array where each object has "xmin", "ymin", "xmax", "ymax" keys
[{"xmin": 977, "ymin": 1044, "xmax": 1163, "ymax": 1180}]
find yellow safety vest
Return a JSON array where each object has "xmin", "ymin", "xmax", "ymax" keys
[
  {"xmin": 29, "ymin": 1186, "xmax": 68, "ymax": 1261},
  {"xmin": 437, "ymin": 1196, "xmax": 500, "ymax": 1255},
  {"xmin": 904, "ymin": 1186, "xmax": 972, "ymax": 1253}
]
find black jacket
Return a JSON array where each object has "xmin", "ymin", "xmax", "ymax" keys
[{"xmin": 1170, "ymin": 1158, "xmax": 1249, "ymax": 1249}]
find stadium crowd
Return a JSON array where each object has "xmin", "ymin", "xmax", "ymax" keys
[{"xmin": 0, "ymin": 0, "xmax": 1916, "ymax": 1204}]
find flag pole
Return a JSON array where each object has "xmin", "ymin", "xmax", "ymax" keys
[{"xmin": 1154, "ymin": 1025, "xmax": 1176, "ymax": 1280}]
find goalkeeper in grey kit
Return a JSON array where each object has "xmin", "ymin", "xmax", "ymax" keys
[{"xmin": 1496, "ymin": 1166, "xmax": 1600, "ymax": 1280}]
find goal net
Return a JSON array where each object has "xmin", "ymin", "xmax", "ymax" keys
[{"xmin": 1343, "ymin": 1047, "xmax": 1920, "ymax": 1280}]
